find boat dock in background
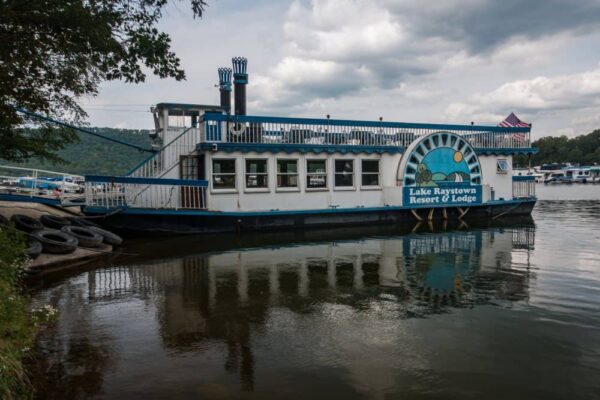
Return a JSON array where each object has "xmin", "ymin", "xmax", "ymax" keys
[
  {"xmin": 540, "ymin": 165, "xmax": 600, "ymax": 184},
  {"xmin": 0, "ymin": 165, "xmax": 85, "ymax": 206}
]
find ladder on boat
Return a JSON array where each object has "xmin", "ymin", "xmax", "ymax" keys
[
  {"xmin": 119, "ymin": 126, "xmax": 204, "ymax": 208},
  {"xmin": 127, "ymin": 127, "xmax": 201, "ymax": 179}
]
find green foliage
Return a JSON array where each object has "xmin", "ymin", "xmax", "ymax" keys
[
  {"xmin": 0, "ymin": 227, "xmax": 32, "ymax": 399},
  {"xmin": 0, "ymin": 0, "xmax": 207, "ymax": 163},
  {"xmin": 0, "ymin": 227, "xmax": 58, "ymax": 400},
  {"xmin": 2, "ymin": 128, "xmax": 153, "ymax": 176},
  {"xmin": 515, "ymin": 129, "xmax": 600, "ymax": 166}
]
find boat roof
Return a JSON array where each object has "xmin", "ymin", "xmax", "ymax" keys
[{"xmin": 153, "ymin": 103, "xmax": 227, "ymax": 117}]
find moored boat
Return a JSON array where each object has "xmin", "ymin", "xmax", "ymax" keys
[{"xmin": 82, "ymin": 57, "xmax": 538, "ymax": 235}]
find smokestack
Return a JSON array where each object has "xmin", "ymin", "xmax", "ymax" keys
[
  {"xmin": 232, "ymin": 57, "xmax": 248, "ymax": 116},
  {"xmin": 218, "ymin": 67, "xmax": 232, "ymax": 112}
]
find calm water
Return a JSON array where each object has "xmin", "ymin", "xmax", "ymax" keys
[{"xmin": 29, "ymin": 186, "xmax": 600, "ymax": 400}]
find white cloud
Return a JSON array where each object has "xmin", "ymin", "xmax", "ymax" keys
[
  {"xmin": 445, "ymin": 65, "xmax": 600, "ymax": 124},
  {"xmin": 84, "ymin": 0, "xmax": 600, "ymax": 139}
]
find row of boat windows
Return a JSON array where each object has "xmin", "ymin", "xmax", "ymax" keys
[{"xmin": 212, "ymin": 158, "xmax": 380, "ymax": 190}]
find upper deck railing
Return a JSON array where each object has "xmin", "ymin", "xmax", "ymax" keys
[{"xmin": 199, "ymin": 113, "xmax": 531, "ymax": 149}]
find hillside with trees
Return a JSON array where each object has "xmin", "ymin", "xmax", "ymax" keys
[
  {"xmin": 6, "ymin": 127, "xmax": 599, "ymax": 175},
  {"xmin": 515, "ymin": 129, "xmax": 600, "ymax": 167},
  {"xmin": 2, "ymin": 128, "xmax": 153, "ymax": 176}
]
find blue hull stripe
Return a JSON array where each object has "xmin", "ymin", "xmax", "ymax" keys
[
  {"xmin": 198, "ymin": 142, "xmax": 539, "ymax": 156},
  {"xmin": 84, "ymin": 198, "xmax": 536, "ymax": 217}
]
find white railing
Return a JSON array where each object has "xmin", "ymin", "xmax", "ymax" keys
[
  {"xmin": 0, "ymin": 165, "xmax": 85, "ymax": 205},
  {"xmin": 128, "ymin": 126, "xmax": 202, "ymax": 178},
  {"xmin": 512, "ymin": 177, "xmax": 536, "ymax": 199},
  {"xmin": 85, "ymin": 176, "xmax": 207, "ymax": 210},
  {"xmin": 200, "ymin": 114, "xmax": 532, "ymax": 149}
]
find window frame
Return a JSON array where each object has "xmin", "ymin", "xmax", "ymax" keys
[
  {"xmin": 334, "ymin": 158, "xmax": 356, "ymax": 190},
  {"xmin": 244, "ymin": 158, "xmax": 270, "ymax": 192},
  {"xmin": 306, "ymin": 158, "xmax": 329, "ymax": 191},
  {"xmin": 211, "ymin": 158, "xmax": 237, "ymax": 192},
  {"xmin": 360, "ymin": 159, "xmax": 381, "ymax": 190},
  {"xmin": 276, "ymin": 158, "xmax": 300, "ymax": 192},
  {"xmin": 496, "ymin": 159, "xmax": 510, "ymax": 174}
]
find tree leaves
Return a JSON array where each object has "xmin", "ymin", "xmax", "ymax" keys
[
  {"xmin": 515, "ymin": 130, "xmax": 600, "ymax": 166},
  {"xmin": 0, "ymin": 0, "xmax": 207, "ymax": 162}
]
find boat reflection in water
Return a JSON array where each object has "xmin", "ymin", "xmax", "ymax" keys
[{"xmin": 33, "ymin": 219, "xmax": 536, "ymax": 399}]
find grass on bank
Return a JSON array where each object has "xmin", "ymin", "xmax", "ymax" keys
[{"xmin": 0, "ymin": 226, "xmax": 55, "ymax": 400}]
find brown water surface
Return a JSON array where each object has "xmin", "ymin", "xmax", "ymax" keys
[{"xmin": 29, "ymin": 189, "xmax": 600, "ymax": 399}]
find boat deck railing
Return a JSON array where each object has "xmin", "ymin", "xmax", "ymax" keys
[
  {"xmin": 0, "ymin": 165, "xmax": 85, "ymax": 206},
  {"xmin": 84, "ymin": 175, "xmax": 208, "ymax": 210},
  {"xmin": 512, "ymin": 176, "xmax": 536, "ymax": 199},
  {"xmin": 199, "ymin": 113, "xmax": 532, "ymax": 150}
]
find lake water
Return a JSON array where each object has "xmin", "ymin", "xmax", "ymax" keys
[{"xmin": 29, "ymin": 185, "xmax": 600, "ymax": 399}]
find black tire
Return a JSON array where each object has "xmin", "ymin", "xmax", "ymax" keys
[
  {"xmin": 61, "ymin": 226, "xmax": 103, "ymax": 248},
  {"xmin": 0, "ymin": 214, "xmax": 8, "ymax": 225},
  {"xmin": 10, "ymin": 214, "xmax": 44, "ymax": 233},
  {"xmin": 66, "ymin": 216, "xmax": 102, "ymax": 229},
  {"xmin": 40, "ymin": 214, "xmax": 71, "ymax": 229},
  {"xmin": 26, "ymin": 238, "xmax": 43, "ymax": 259},
  {"xmin": 89, "ymin": 226, "xmax": 123, "ymax": 247},
  {"xmin": 32, "ymin": 229, "xmax": 78, "ymax": 254}
]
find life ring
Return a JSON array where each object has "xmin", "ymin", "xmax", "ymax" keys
[
  {"xmin": 89, "ymin": 226, "xmax": 123, "ymax": 247},
  {"xmin": 229, "ymin": 122, "xmax": 246, "ymax": 136},
  {"xmin": 40, "ymin": 214, "xmax": 71, "ymax": 229},
  {"xmin": 61, "ymin": 226, "xmax": 104, "ymax": 248},
  {"xmin": 32, "ymin": 229, "xmax": 78, "ymax": 254},
  {"xmin": 10, "ymin": 214, "xmax": 44, "ymax": 233}
]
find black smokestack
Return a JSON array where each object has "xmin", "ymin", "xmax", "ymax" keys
[
  {"xmin": 232, "ymin": 57, "xmax": 248, "ymax": 116},
  {"xmin": 218, "ymin": 67, "xmax": 232, "ymax": 113}
]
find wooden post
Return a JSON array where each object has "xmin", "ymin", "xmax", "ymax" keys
[{"xmin": 411, "ymin": 209, "xmax": 422, "ymax": 221}]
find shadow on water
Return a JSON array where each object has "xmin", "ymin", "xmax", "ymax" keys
[{"xmin": 29, "ymin": 216, "xmax": 539, "ymax": 399}]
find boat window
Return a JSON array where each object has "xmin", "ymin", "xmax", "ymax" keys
[
  {"xmin": 245, "ymin": 159, "xmax": 268, "ymax": 189},
  {"xmin": 361, "ymin": 159, "xmax": 380, "ymax": 186},
  {"xmin": 277, "ymin": 159, "xmax": 298, "ymax": 188},
  {"xmin": 212, "ymin": 159, "xmax": 236, "ymax": 189},
  {"xmin": 496, "ymin": 159, "xmax": 509, "ymax": 174},
  {"xmin": 335, "ymin": 159, "xmax": 354, "ymax": 187},
  {"xmin": 307, "ymin": 159, "xmax": 327, "ymax": 189}
]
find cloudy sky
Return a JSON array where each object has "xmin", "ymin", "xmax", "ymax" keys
[{"xmin": 82, "ymin": 0, "xmax": 600, "ymax": 139}]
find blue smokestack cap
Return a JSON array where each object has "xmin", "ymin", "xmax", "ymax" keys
[
  {"xmin": 218, "ymin": 67, "xmax": 232, "ymax": 91},
  {"xmin": 232, "ymin": 57, "xmax": 248, "ymax": 84}
]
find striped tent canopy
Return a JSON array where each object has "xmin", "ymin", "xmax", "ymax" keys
[{"xmin": 498, "ymin": 112, "xmax": 530, "ymax": 127}]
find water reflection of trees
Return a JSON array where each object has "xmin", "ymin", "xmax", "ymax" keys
[{"xmin": 30, "ymin": 280, "xmax": 115, "ymax": 400}]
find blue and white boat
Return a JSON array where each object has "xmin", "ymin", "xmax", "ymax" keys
[
  {"xmin": 543, "ymin": 166, "xmax": 595, "ymax": 183},
  {"xmin": 82, "ymin": 57, "xmax": 538, "ymax": 235}
]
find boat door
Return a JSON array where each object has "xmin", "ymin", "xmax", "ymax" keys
[{"xmin": 180, "ymin": 155, "xmax": 206, "ymax": 208}]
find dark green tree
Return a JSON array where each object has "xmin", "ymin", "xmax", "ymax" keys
[
  {"xmin": 0, "ymin": 0, "xmax": 207, "ymax": 162},
  {"xmin": 514, "ymin": 129, "xmax": 600, "ymax": 166}
]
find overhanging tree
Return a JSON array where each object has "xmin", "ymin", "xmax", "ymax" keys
[{"xmin": 0, "ymin": 0, "xmax": 207, "ymax": 162}]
